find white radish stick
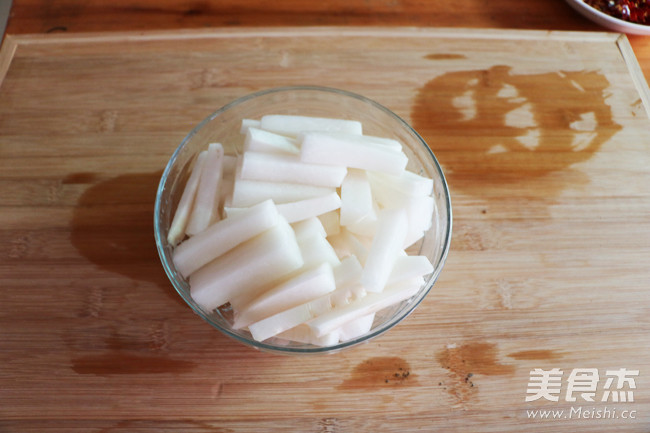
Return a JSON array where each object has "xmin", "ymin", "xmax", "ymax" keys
[
  {"xmin": 218, "ymin": 175, "xmax": 235, "ymax": 218},
  {"xmin": 247, "ymin": 269, "xmax": 366, "ymax": 342},
  {"xmin": 244, "ymin": 127, "xmax": 299, "ymax": 155},
  {"xmin": 225, "ymin": 192, "xmax": 341, "ymax": 225},
  {"xmin": 340, "ymin": 169, "xmax": 374, "ymax": 227},
  {"xmin": 239, "ymin": 151, "xmax": 347, "ymax": 187},
  {"xmin": 240, "ymin": 119, "xmax": 261, "ymax": 134},
  {"xmin": 189, "ymin": 218, "xmax": 303, "ymax": 311},
  {"xmin": 173, "ymin": 199, "xmax": 280, "ymax": 278},
  {"xmin": 330, "ymin": 283, "xmax": 366, "ymax": 309},
  {"xmin": 297, "ymin": 233, "xmax": 341, "ymax": 270},
  {"xmin": 337, "ymin": 313, "xmax": 375, "ymax": 342},
  {"xmin": 328, "ymin": 228, "xmax": 371, "ymax": 264},
  {"xmin": 167, "ymin": 151, "xmax": 207, "ymax": 246},
  {"xmin": 368, "ymin": 170, "xmax": 435, "ymax": 249},
  {"xmin": 260, "ymin": 114, "xmax": 362, "ymax": 137},
  {"xmin": 318, "ymin": 210, "xmax": 340, "ymax": 237},
  {"xmin": 291, "ymin": 217, "xmax": 327, "ymax": 241},
  {"xmin": 218, "ymin": 155, "xmax": 237, "ymax": 214},
  {"xmin": 276, "ymin": 325, "xmax": 339, "ymax": 347},
  {"xmin": 233, "ymin": 262, "xmax": 336, "ymax": 329},
  {"xmin": 387, "ymin": 255, "xmax": 434, "ymax": 286},
  {"xmin": 333, "ymin": 255, "xmax": 363, "ymax": 290},
  {"xmin": 276, "ymin": 192, "xmax": 341, "ymax": 223},
  {"xmin": 231, "ymin": 232, "xmax": 338, "ymax": 312},
  {"xmin": 185, "ymin": 143, "xmax": 224, "ymax": 235},
  {"xmin": 308, "ymin": 277, "xmax": 423, "ymax": 338},
  {"xmin": 300, "ymin": 132, "xmax": 408, "ymax": 175},
  {"xmin": 368, "ymin": 169, "xmax": 433, "ymax": 198},
  {"xmin": 230, "ymin": 178, "xmax": 334, "ymax": 207},
  {"xmin": 321, "ymin": 132, "xmax": 403, "ymax": 152},
  {"xmin": 345, "ymin": 210, "xmax": 379, "ymax": 238},
  {"xmin": 361, "ymin": 209, "xmax": 408, "ymax": 293},
  {"xmin": 248, "ymin": 295, "xmax": 333, "ymax": 342},
  {"xmin": 402, "ymin": 195, "xmax": 435, "ymax": 248}
]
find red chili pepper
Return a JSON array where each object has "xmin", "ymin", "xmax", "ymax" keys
[{"xmin": 584, "ymin": 0, "xmax": 649, "ymax": 25}]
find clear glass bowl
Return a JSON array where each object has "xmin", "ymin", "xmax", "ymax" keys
[{"xmin": 154, "ymin": 86, "xmax": 452, "ymax": 354}]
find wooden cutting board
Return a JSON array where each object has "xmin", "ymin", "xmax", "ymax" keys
[{"xmin": 1, "ymin": 27, "xmax": 649, "ymax": 432}]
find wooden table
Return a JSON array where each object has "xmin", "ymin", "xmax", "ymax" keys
[{"xmin": 2, "ymin": 2, "xmax": 650, "ymax": 433}]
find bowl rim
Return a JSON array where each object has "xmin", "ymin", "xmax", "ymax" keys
[
  {"xmin": 565, "ymin": 0, "xmax": 650, "ymax": 35},
  {"xmin": 154, "ymin": 85, "xmax": 453, "ymax": 354}
]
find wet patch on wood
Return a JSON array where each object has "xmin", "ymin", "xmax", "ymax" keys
[
  {"xmin": 508, "ymin": 349, "xmax": 563, "ymax": 361},
  {"xmin": 339, "ymin": 356, "xmax": 416, "ymax": 389},
  {"xmin": 436, "ymin": 342, "xmax": 514, "ymax": 404}
]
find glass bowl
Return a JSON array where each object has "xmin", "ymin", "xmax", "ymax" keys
[{"xmin": 154, "ymin": 86, "xmax": 452, "ymax": 354}]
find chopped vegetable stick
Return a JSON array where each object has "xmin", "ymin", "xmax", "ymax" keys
[
  {"xmin": 240, "ymin": 151, "xmax": 347, "ymax": 187},
  {"xmin": 333, "ymin": 255, "xmax": 363, "ymax": 289},
  {"xmin": 218, "ymin": 175, "xmax": 235, "ymax": 219},
  {"xmin": 233, "ymin": 262, "xmax": 336, "ymax": 329},
  {"xmin": 276, "ymin": 192, "xmax": 341, "ymax": 223},
  {"xmin": 189, "ymin": 218, "xmax": 303, "ymax": 311},
  {"xmin": 340, "ymin": 169, "xmax": 374, "ymax": 227},
  {"xmin": 337, "ymin": 313, "xmax": 375, "ymax": 342},
  {"xmin": 387, "ymin": 255, "xmax": 434, "ymax": 286},
  {"xmin": 244, "ymin": 127, "xmax": 299, "ymax": 155},
  {"xmin": 240, "ymin": 119, "xmax": 261, "ymax": 134},
  {"xmin": 167, "ymin": 151, "xmax": 207, "ymax": 246},
  {"xmin": 248, "ymin": 295, "xmax": 333, "ymax": 342},
  {"xmin": 291, "ymin": 217, "xmax": 327, "ymax": 241},
  {"xmin": 321, "ymin": 132, "xmax": 403, "ymax": 152},
  {"xmin": 311, "ymin": 330, "xmax": 340, "ymax": 347},
  {"xmin": 318, "ymin": 210, "xmax": 340, "ymax": 237},
  {"xmin": 277, "ymin": 325, "xmax": 339, "ymax": 347},
  {"xmin": 186, "ymin": 143, "xmax": 224, "ymax": 235},
  {"xmin": 346, "ymin": 213, "xmax": 378, "ymax": 239},
  {"xmin": 300, "ymin": 132, "xmax": 408, "ymax": 175},
  {"xmin": 368, "ymin": 169, "xmax": 433, "ymax": 198},
  {"xmin": 173, "ymin": 199, "xmax": 280, "ymax": 278},
  {"xmin": 247, "ymin": 271, "xmax": 366, "ymax": 342},
  {"xmin": 226, "ymin": 193, "xmax": 341, "ymax": 224},
  {"xmin": 328, "ymin": 228, "xmax": 370, "ymax": 264},
  {"xmin": 231, "ymin": 178, "xmax": 334, "ymax": 207},
  {"xmin": 330, "ymin": 281, "xmax": 365, "ymax": 308},
  {"xmin": 231, "ymin": 231, "xmax": 336, "ymax": 312},
  {"xmin": 308, "ymin": 277, "xmax": 423, "ymax": 337},
  {"xmin": 297, "ymin": 233, "xmax": 341, "ymax": 270},
  {"xmin": 402, "ymin": 195, "xmax": 435, "ymax": 248},
  {"xmin": 361, "ymin": 209, "xmax": 408, "ymax": 293},
  {"xmin": 260, "ymin": 114, "xmax": 362, "ymax": 137}
]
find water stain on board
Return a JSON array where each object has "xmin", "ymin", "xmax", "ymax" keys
[
  {"xmin": 412, "ymin": 64, "xmax": 622, "ymax": 198},
  {"xmin": 508, "ymin": 349, "xmax": 563, "ymax": 361},
  {"xmin": 339, "ymin": 356, "xmax": 417, "ymax": 390},
  {"xmin": 68, "ymin": 171, "xmax": 184, "ymax": 308},
  {"xmin": 425, "ymin": 53, "xmax": 467, "ymax": 60},
  {"xmin": 71, "ymin": 328, "xmax": 196, "ymax": 375},
  {"xmin": 436, "ymin": 342, "xmax": 514, "ymax": 404}
]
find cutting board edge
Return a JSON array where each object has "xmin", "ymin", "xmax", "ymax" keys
[
  {"xmin": 0, "ymin": 26, "xmax": 626, "ymax": 90},
  {"xmin": 0, "ymin": 25, "xmax": 624, "ymax": 46},
  {"xmin": 616, "ymin": 34, "xmax": 650, "ymax": 117}
]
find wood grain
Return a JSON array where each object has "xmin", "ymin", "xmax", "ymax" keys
[
  {"xmin": 5, "ymin": 0, "xmax": 650, "ymax": 85},
  {"xmin": 1, "ymin": 27, "xmax": 650, "ymax": 432}
]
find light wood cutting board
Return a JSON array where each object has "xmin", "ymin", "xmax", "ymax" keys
[{"xmin": 1, "ymin": 27, "xmax": 649, "ymax": 432}]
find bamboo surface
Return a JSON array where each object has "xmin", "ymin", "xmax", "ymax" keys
[{"xmin": 1, "ymin": 27, "xmax": 650, "ymax": 432}]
